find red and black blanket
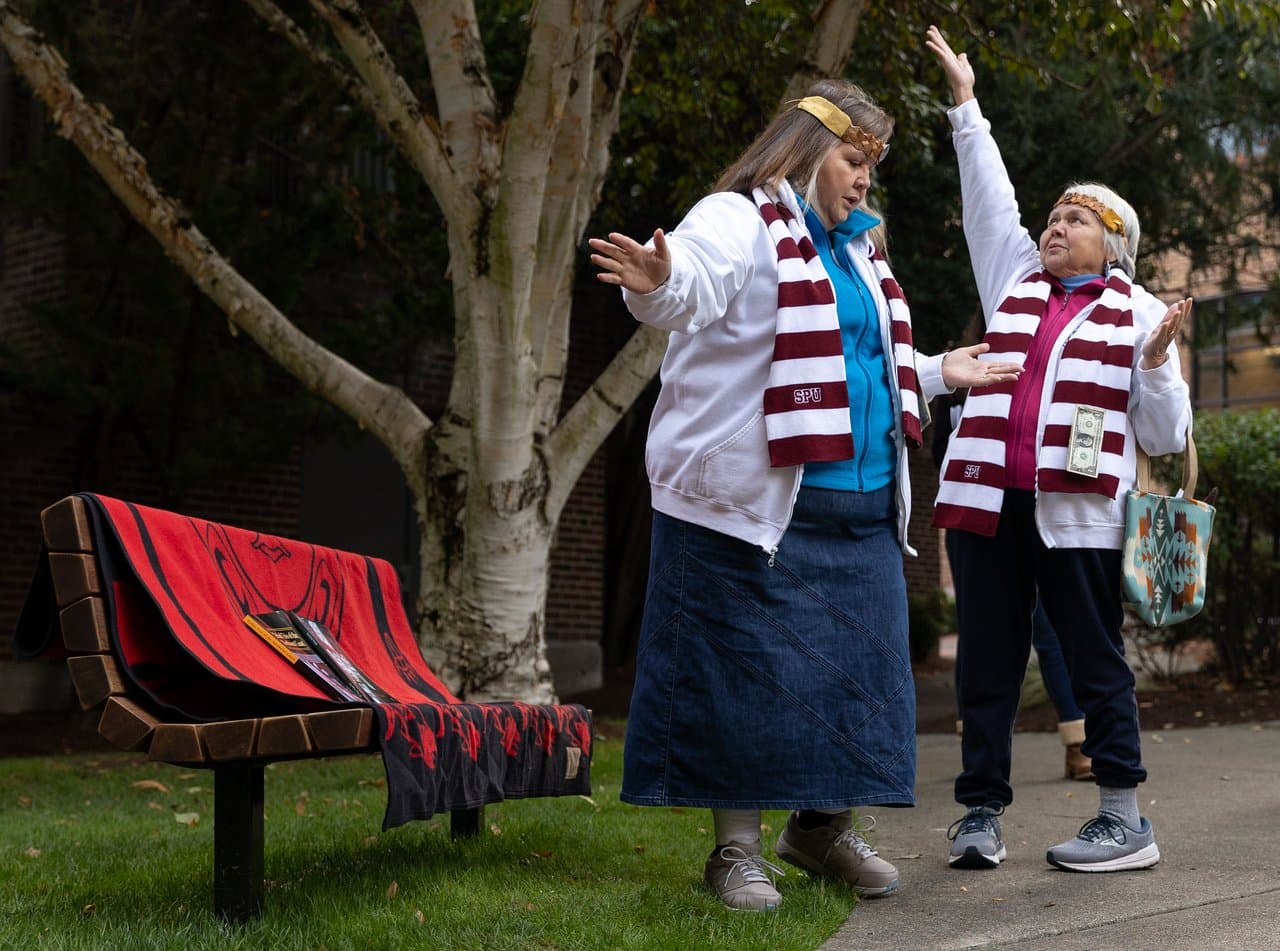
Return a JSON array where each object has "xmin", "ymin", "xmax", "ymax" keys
[{"xmin": 15, "ymin": 493, "xmax": 591, "ymax": 829}]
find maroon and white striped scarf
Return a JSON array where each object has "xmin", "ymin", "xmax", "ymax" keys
[
  {"xmin": 754, "ymin": 186, "xmax": 923, "ymax": 468},
  {"xmin": 933, "ymin": 269, "xmax": 1137, "ymax": 536}
]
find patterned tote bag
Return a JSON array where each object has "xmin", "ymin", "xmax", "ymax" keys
[{"xmin": 1121, "ymin": 433, "xmax": 1216, "ymax": 627}]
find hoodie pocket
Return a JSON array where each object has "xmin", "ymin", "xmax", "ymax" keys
[{"xmin": 697, "ymin": 410, "xmax": 773, "ymax": 514}]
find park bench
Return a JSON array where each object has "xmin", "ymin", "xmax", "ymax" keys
[{"xmin": 25, "ymin": 493, "xmax": 592, "ymax": 922}]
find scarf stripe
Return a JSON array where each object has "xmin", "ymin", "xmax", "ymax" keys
[
  {"xmin": 754, "ymin": 185, "xmax": 922, "ymax": 468},
  {"xmin": 934, "ymin": 269, "xmax": 1136, "ymax": 535}
]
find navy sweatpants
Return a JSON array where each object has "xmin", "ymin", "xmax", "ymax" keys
[{"xmin": 951, "ymin": 489, "xmax": 1146, "ymax": 807}]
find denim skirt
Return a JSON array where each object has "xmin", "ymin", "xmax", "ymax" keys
[{"xmin": 621, "ymin": 484, "xmax": 916, "ymax": 809}]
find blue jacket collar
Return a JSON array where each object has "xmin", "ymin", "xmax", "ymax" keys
[{"xmin": 797, "ymin": 195, "xmax": 880, "ymax": 244}]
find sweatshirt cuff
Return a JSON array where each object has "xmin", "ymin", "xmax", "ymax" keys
[
  {"xmin": 947, "ymin": 97, "xmax": 983, "ymax": 132},
  {"xmin": 916, "ymin": 351, "xmax": 951, "ymax": 399},
  {"xmin": 1136, "ymin": 352, "xmax": 1184, "ymax": 390}
]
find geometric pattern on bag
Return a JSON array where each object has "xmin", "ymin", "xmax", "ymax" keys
[
  {"xmin": 1122, "ymin": 490, "xmax": 1215, "ymax": 626},
  {"xmin": 1121, "ymin": 431, "xmax": 1216, "ymax": 627}
]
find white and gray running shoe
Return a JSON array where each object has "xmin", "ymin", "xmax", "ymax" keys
[
  {"xmin": 947, "ymin": 803, "xmax": 1006, "ymax": 869},
  {"xmin": 1046, "ymin": 812, "xmax": 1160, "ymax": 872}
]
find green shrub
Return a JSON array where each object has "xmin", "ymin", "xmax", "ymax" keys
[{"xmin": 1151, "ymin": 408, "xmax": 1280, "ymax": 683}]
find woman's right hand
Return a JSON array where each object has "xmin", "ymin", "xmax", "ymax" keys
[
  {"xmin": 589, "ymin": 229, "xmax": 672, "ymax": 294},
  {"xmin": 925, "ymin": 25, "xmax": 975, "ymax": 106}
]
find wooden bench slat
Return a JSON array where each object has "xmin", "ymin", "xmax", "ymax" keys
[
  {"xmin": 308, "ymin": 708, "xmax": 374, "ymax": 752},
  {"xmin": 49, "ymin": 553, "xmax": 102, "ymax": 608},
  {"xmin": 255, "ymin": 715, "xmax": 313, "ymax": 758},
  {"xmin": 59, "ymin": 596, "xmax": 112, "ymax": 653},
  {"xmin": 202, "ymin": 719, "xmax": 261, "ymax": 762},
  {"xmin": 41, "ymin": 496, "xmax": 94, "ymax": 552},
  {"xmin": 98, "ymin": 697, "xmax": 160, "ymax": 752},
  {"xmin": 149, "ymin": 723, "xmax": 208, "ymax": 764},
  {"xmin": 67, "ymin": 654, "xmax": 126, "ymax": 710}
]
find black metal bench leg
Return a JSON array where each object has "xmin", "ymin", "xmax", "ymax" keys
[
  {"xmin": 214, "ymin": 763, "xmax": 264, "ymax": 922},
  {"xmin": 451, "ymin": 807, "xmax": 483, "ymax": 838}
]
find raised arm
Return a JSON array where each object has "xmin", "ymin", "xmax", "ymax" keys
[
  {"xmin": 925, "ymin": 25, "xmax": 974, "ymax": 106},
  {"xmin": 925, "ymin": 26, "xmax": 1041, "ymax": 317}
]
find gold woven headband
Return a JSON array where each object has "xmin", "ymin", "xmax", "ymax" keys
[
  {"xmin": 1054, "ymin": 192, "xmax": 1126, "ymax": 237},
  {"xmin": 793, "ymin": 96, "xmax": 887, "ymax": 163}
]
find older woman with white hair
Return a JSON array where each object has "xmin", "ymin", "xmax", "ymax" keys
[{"xmin": 925, "ymin": 25, "xmax": 1192, "ymax": 874}]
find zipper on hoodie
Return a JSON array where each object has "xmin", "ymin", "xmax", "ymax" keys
[{"xmin": 828, "ymin": 233, "xmax": 878, "ymax": 492}]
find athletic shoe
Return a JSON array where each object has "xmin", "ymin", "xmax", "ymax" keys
[
  {"xmin": 947, "ymin": 803, "xmax": 1006, "ymax": 869},
  {"xmin": 775, "ymin": 811, "xmax": 899, "ymax": 897},
  {"xmin": 703, "ymin": 842, "xmax": 784, "ymax": 911},
  {"xmin": 1046, "ymin": 812, "xmax": 1160, "ymax": 872}
]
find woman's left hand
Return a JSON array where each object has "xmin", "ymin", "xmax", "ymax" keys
[
  {"xmin": 1140, "ymin": 298, "xmax": 1192, "ymax": 370},
  {"xmin": 941, "ymin": 343, "xmax": 1024, "ymax": 389}
]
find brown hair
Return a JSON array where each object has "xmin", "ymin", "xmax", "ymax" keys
[{"xmin": 713, "ymin": 79, "xmax": 893, "ymax": 246}]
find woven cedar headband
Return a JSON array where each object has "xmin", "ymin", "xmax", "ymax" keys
[
  {"xmin": 1055, "ymin": 192, "xmax": 1126, "ymax": 237},
  {"xmin": 793, "ymin": 96, "xmax": 888, "ymax": 163}
]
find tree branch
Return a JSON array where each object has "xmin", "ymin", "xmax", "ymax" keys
[
  {"xmin": 544, "ymin": 323, "xmax": 667, "ymax": 519},
  {"xmin": 0, "ymin": 3, "xmax": 432, "ymax": 496},
  {"xmin": 532, "ymin": 0, "xmax": 645, "ymax": 402},
  {"xmin": 303, "ymin": 0, "xmax": 479, "ymax": 228},
  {"xmin": 411, "ymin": 0, "xmax": 499, "ymax": 192},
  {"xmin": 781, "ymin": 0, "xmax": 869, "ymax": 102}
]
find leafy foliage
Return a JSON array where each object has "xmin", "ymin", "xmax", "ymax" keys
[{"xmin": 1153, "ymin": 408, "xmax": 1280, "ymax": 682}]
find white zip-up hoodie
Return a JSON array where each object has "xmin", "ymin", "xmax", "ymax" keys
[
  {"xmin": 622, "ymin": 181, "xmax": 949, "ymax": 556},
  {"xmin": 946, "ymin": 98, "xmax": 1192, "ymax": 549}
]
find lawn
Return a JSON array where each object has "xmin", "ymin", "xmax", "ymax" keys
[{"xmin": 0, "ymin": 719, "xmax": 857, "ymax": 950}]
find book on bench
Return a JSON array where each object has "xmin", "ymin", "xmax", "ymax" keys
[
  {"xmin": 287, "ymin": 611, "xmax": 396, "ymax": 705},
  {"xmin": 242, "ymin": 611, "xmax": 365, "ymax": 703}
]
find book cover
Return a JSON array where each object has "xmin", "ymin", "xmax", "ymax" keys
[
  {"xmin": 288, "ymin": 611, "xmax": 396, "ymax": 704},
  {"xmin": 243, "ymin": 611, "xmax": 364, "ymax": 703}
]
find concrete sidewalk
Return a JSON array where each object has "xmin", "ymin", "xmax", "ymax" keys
[{"xmin": 824, "ymin": 722, "xmax": 1280, "ymax": 950}]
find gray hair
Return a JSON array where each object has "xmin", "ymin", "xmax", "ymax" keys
[{"xmin": 1058, "ymin": 182, "xmax": 1141, "ymax": 277}]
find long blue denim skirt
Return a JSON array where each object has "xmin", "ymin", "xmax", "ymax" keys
[{"xmin": 621, "ymin": 484, "xmax": 916, "ymax": 809}]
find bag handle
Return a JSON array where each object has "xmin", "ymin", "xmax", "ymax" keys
[{"xmin": 1135, "ymin": 431, "xmax": 1198, "ymax": 498}]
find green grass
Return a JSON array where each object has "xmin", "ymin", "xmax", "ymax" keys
[{"xmin": 0, "ymin": 720, "xmax": 856, "ymax": 950}]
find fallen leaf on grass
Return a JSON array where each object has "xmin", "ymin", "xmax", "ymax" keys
[
  {"xmin": 24, "ymin": 848, "xmax": 40, "ymax": 858},
  {"xmin": 414, "ymin": 909, "xmax": 425, "ymax": 924},
  {"xmin": 295, "ymin": 799, "xmax": 307, "ymax": 817},
  {"xmin": 81, "ymin": 904, "xmax": 95, "ymax": 915},
  {"xmin": 174, "ymin": 812, "xmax": 199, "ymax": 827},
  {"xmin": 386, "ymin": 881, "xmax": 399, "ymax": 899},
  {"xmin": 18, "ymin": 796, "xmax": 32, "ymax": 808},
  {"xmin": 132, "ymin": 780, "xmax": 170, "ymax": 793},
  {"xmin": 531, "ymin": 850, "xmax": 553, "ymax": 859},
  {"xmin": 147, "ymin": 802, "xmax": 163, "ymax": 810},
  {"xmin": 489, "ymin": 823, "xmax": 503, "ymax": 836}
]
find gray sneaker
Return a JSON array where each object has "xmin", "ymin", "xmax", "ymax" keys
[
  {"xmin": 775, "ymin": 811, "xmax": 899, "ymax": 897},
  {"xmin": 947, "ymin": 803, "xmax": 1006, "ymax": 869},
  {"xmin": 703, "ymin": 842, "xmax": 784, "ymax": 911},
  {"xmin": 1046, "ymin": 812, "xmax": 1160, "ymax": 872}
]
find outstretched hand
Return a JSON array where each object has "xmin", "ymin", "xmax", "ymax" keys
[
  {"xmin": 1141, "ymin": 298, "xmax": 1191, "ymax": 370},
  {"xmin": 589, "ymin": 229, "xmax": 672, "ymax": 294},
  {"xmin": 925, "ymin": 25, "xmax": 975, "ymax": 106},
  {"xmin": 942, "ymin": 343, "xmax": 1023, "ymax": 390}
]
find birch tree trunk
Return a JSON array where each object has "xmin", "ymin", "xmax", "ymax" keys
[{"xmin": 0, "ymin": 0, "xmax": 865, "ymax": 702}]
